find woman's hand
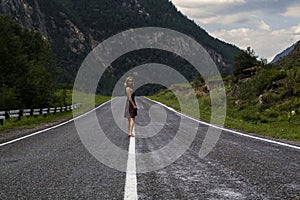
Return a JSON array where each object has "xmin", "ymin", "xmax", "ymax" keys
[{"xmin": 133, "ymin": 105, "xmax": 137, "ymax": 110}]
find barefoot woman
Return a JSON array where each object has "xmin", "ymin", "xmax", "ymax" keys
[{"xmin": 124, "ymin": 77, "xmax": 137, "ymax": 137}]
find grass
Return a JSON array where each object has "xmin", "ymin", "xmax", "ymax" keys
[
  {"xmin": 225, "ymin": 117, "xmax": 300, "ymax": 141},
  {"xmin": 149, "ymin": 90, "xmax": 300, "ymax": 142},
  {"xmin": 0, "ymin": 90, "xmax": 110, "ymax": 132},
  {"xmin": 0, "ymin": 112, "xmax": 73, "ymax": 131},
  {"xmin": 149, "ymin": 63, "xmax": 300, "ymax": 142}
]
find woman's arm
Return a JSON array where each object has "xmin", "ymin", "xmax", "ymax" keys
[{"xmin": 126, "ymin": 87, "xmax": 137, "ymax": 108}]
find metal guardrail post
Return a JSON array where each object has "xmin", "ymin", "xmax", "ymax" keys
[
  {"xmin": 41, "ymin": 108, "xmax": 48, "ymax": 118},
  {"xmin": 32, "ymin": 109, "xmax": 40, "ymax": 118},
  {"xmin": 18, "ymin": 110, "xmax": 22, "ymax": 120},
  {"xmin": 0, "ymin": 111, "xmax": 5, "ymax": 126}
]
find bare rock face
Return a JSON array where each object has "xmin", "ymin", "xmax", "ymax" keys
[
  {"xmin": 0, "ymin": 0, "xmax": 95, "ymax": 81},
  {"xmin": 1, "ymin": 0, "xmax": 92, "ymax": 53},
  {"xmin": 1, "ymin": 0, "xmax": 42, "ymax": 32},
  {"xmin": 58, "ymin": 12, "xmax": 88, "ymax": 54}
]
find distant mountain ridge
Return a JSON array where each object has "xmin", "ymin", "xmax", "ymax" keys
[
  {"xmin": 271, "ymin": 42, "xmax": 297, "ymax": 63},
  {"xmin": 273, "ymin": 40, "xmax": 300, "ymax": 67},
  {"xmin": 0, "ymin": 0, "xmax": 240, "ymax": 94}
]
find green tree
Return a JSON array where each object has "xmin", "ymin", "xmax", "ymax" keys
[
  {"xmin": 0, "ymin": 15, "xmax": 56, "ymax": 110},
  {"xmin": 233, "ymin": 47, "xmax": 258, "ymax": 74}
]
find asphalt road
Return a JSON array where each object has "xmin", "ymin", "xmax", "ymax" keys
[{"xmin": 0, "ymin": 97, "xmax": 299, "ymax": 199}]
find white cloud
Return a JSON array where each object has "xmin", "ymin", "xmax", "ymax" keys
[
  {"xmin": 171, "ymin": 0, "xmax": 300, "ymax": 62},
  {"xmin": 258, "ymin": 20, "xmax": 271, "ymax": 31},
  {"xmin": 211, "ymin": 25, "xmax": 300, "ymax": 62},
  {"xmin": 294, "ymin": 25, "xmax": 300, "ymax": 35},
  {"xmin": 175, "ymin": 3, "xmax": 273, "ymax": 30},
  {"xmin": 178, "ymin": 7, "xmax": 251, "ymax": 25},
  {"xmin": 282, "ymin": 5, "xmax": 300, "ymax": 17},
  {"xmin": 172, "ymin": 0, "xmax": 245, "ymax": 7}
]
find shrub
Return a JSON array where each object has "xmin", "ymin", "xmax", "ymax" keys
[
  {"xmin": 262, "ymin": 93, "xmax": 281, "ymax": 105},
  {"xmin": 264, "ymin": 109, "xmax": 280, "ymax": 119}
]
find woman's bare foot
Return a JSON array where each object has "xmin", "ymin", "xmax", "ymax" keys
[{"xmin": 128, "ymin": 133, "xmax": 135, "ymax": 137}]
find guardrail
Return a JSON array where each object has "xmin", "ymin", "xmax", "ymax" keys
[{"xmin": 0, "ymin": 103, "xmax": 81, "ymax": 126}]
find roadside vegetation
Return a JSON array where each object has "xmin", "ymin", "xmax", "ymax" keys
[
  {"xmin": 0, "ymin": 16, "xmax": 110, "ymax": 133},
  {"xmin": 0, "ymin": 15, "xmax": 57, "ymax": 110},
  {"xmin": 150, "ymin": 45, "xmax": 300, "ymax": 141}
]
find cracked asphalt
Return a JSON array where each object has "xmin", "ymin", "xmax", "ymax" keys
[{"xmin": 0, "ymin": 97, "xmax": 299, "ymax": 199}]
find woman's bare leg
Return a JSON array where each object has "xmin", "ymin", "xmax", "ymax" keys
[
  {"xmin": 128, "ymin": 117, "xmax": 135, "ymax": 137},
  {"xmin": 127, "ymin": 118, "xmax": 130, "ymax": 135}
]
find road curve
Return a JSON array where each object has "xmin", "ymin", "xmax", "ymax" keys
[{"xmin": 0, "ymin": 97, "xmax": 299, "ymax": 199}]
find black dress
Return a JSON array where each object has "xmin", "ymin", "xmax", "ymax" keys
[{"xmin": 124, "ymin": 90, "xmax": 137, "ymax": 118}]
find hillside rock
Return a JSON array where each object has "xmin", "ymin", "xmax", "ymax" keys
[{"xmin": 0, "ymin": 0, "xmax": 240, "ymax": 89}]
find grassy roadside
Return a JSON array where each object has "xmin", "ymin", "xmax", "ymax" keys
[
  {"xmin": 0, "ymin": 91, "xmax": 110, "ymax": 132},
  {"xmin": 149, "ymin": 91, "xmax": 300, "ymax": 142}
]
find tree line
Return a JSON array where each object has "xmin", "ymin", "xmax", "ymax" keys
[{"xmin": 0, "ymin": 15, "xmax": 67, "ymax": 110}]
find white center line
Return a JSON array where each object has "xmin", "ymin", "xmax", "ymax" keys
[{"xmin": 124, "ymin": 128, "xmax": 138, "ymax": 200}]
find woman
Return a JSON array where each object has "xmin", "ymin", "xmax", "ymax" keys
[{"xmin": 124, "ymin": 77, "xmax": 137, "ymax": 137}]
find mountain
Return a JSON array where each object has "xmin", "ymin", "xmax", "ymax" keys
[
  {"xmin": 271, "ymin": 42, "xmax": 297, "ymax": 63},
  {"xmin": 152, "ymin": 37, "xmax": 300, "ymax": 140},
  {"xmin": 0, "ymin": 0, "xmax": 240, "ymax": 94},
  {"xmin": 273, "ymin": 40, "xmax": 300, "ymax": 67}
]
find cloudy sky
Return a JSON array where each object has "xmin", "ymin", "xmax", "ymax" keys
[{"xmin": 171, "ymin": 0, "xmax": 300, "ymax": 62}]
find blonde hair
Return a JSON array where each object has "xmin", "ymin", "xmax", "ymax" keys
[{"xmin": 124, "ymin": 77, "xmax": 134, "ymax": 87}]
